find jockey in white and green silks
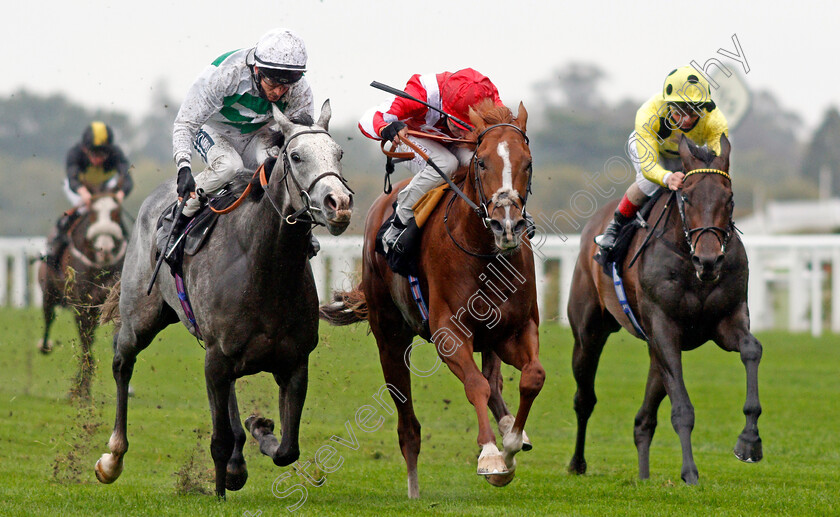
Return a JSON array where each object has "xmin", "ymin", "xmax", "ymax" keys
[
  {"xmin": 171, "ymin": 28, "xmax": 314, "ymax": 223},
  {"xmin": 595, "ymin": 66, "xmax": 730, "ymax": 250}
]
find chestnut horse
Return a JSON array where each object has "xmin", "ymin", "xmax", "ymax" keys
[
  {"xmin": 320, "ymin": 100, "xmax": 544, "ymax": 498},
  {"xmin": 38, "ymin": 193, "xmax": 126, "ymax": 399},
  {"xmin": 568, "ymin": 134, "xmax": 763, "ymax": 484}
]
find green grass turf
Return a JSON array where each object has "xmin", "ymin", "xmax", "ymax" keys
[{"xmin": 0, "ymin": 307, "xmax": 837, "ymax": 516}]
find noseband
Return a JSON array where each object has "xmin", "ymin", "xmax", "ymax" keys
[
  {"xmin": 260, "ymin": 128, "xmax": 353, "ymax": 226},
  {"xmin": 675, "ymin": 168, "xmax": 734, "ymax": 255}
]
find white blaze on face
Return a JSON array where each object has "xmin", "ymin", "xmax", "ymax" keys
[
  {"xmin": 497, "ymin": 141, "xmax": 512, "ymax": 191},
  {"xmin": 86, "ymin": 197, "xmax": 124, "ymax": 246}
]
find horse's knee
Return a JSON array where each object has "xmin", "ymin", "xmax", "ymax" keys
[
  {"xmin": 573, "ymin": 390, "xmax": 596, "ymax": 418},
  {"xmin": 670, "ymin": 403, "xmax": 695, "ymax": 431},
  {"xmin": 633, "ymin": 411, "xmax": 657, "ymax": 445},
  {"xmin": 520, "ymin": 361, "xmax": 545, "ymax": 398},
  {"xmin": 740, "ymin": 336, "xmax": 762, "ymax": 363}
]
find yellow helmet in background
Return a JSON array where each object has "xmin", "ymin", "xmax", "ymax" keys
[{"xmin": 662, "ymin": 66, "xmax": 712, "ymax": 104}]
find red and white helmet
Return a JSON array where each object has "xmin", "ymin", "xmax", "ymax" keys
[{"xmin": 441, "ymin": 68, "xmax": 501, "ymax": 130}]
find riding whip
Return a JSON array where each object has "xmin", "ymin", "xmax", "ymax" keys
[
  {"xmin": 146, "ymin": 196, "xmax": 188, "ymax": 295},
  {"xmin": 370, "ymin": 81, "xmax": 474, "ymax": 131}
]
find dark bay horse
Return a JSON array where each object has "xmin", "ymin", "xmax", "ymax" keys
[
  {"xmin": 94, "ymin": 101, "xmax": 354, "ymax": 498},
  {"xmin": 568, "ymin": 134, "xmax": 763, "ymax": 484},
  {"xmin": 38, "ymin": 193, "xmax": 127, "ymax": 399},
  {"xmin": 320, "ymin": 100, "xmax": 545, "ymax": 498}
]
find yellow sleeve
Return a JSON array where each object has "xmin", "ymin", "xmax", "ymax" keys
[
  {"xmin": 632, "ymin": 98, "xmax": 670, "ymax": 186},
  {"xmin": 699, "ymin": 107, "xmax": 730, "ymax": 155}
]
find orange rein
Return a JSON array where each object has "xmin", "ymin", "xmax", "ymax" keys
[
  {"xmin": 207, "ymin": 166, "xmax": 262, "ymax": 214},
  {"xmin": 379, "ymin": 129, "xmax": 475, "ymax": 160}
]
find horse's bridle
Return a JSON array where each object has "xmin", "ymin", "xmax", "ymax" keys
[
  {"xmin": 443, "ymin": 122, "xmax": 532, "ymax": 258},
  {"xmin": 260, "ymin": 128, "xmax": 353, "ymax": 226},
  {"xmin": 470, "ymin": 123, "xmax": 532, "ymax": 223},
  {"xmin": 675, "ymin": 168, "xmax": 735, "ymax": 255}
]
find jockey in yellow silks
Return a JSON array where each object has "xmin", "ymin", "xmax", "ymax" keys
[{"xmin": 595, "ymin": 66, "xmax": 730, "ymax": 250}]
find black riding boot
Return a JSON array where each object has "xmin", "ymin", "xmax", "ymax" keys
[
  {"xmin": 594, "ymin": 211, "xmax": 633, "ymax": 250},
  {"xmin": 382, "ymin": 213, "xmax": 410, "ymax": 254},
  {"xmin": 44, "ymin": 213, "xmax": 76, "ymax": 270}
]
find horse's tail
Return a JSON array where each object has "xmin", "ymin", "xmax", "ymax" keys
[
  {"xmin": 319, "ymin": 287, "xmax": 368, "ymax": 326},
  {"xmin": 99, "ymin": 278, "xmax": 122, "ymax": 328}
]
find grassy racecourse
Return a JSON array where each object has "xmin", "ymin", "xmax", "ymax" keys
[{"xmin": 0, "ymin": 307, "xmax": 838, "ymax": 516}]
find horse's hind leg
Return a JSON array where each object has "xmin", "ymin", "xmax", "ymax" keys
[
  {"xmin": 225, "ymin": 381, "xmax": 248, "ymax": 491},
  {"xmin": 714, "ymin": 309, "xmax": 763, "ymax": 463},
  {"xmin": 482, "ymin": 351, "xmax": 532, "ymax": 451},
  {"xmin": 634, "ymin": 355, "xmax": 667, "ymax": 479},
  {"xmin": 374, "ymin": 330, "xmax": 421, "ymax": 498}
]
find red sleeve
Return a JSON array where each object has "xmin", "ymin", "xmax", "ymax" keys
[{"xmin": 359, "ymin": 74, "xmax": 431, "ymax": 139}]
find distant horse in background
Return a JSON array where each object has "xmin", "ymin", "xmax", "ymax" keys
[
  {"xmin": 94, "ymin": 101, "xmax": 354, "ymax": 498},
  {"xmin": 321, "ymin": 100, "xmax": 544, "ymax": 498},
  {"xmin": 567, "ymin": 134, "xmax": 763, "ymax": 484},
  {"xmin": 38, "ymin": 193, "xmax": 126, "ymax": 399}
]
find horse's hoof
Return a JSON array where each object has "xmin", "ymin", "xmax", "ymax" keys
[
  {"xmin": 681, "ymin": 469, "xmax": 699, "ymax": 485},
  {"xmin": 94, "ymin": 454, "xmax": 122, "ymax": 484},
  {"xmin": 477, "ymin": 454, "xmax": 508, "ymax": 476},
  {"xmin": 37, "ymin": 339, "xmax": 53, "ymax": 354},
  {"xmin": 734, "ymin": 436, "xmax": 763, "ymax": 463},
  {"xmin": 568, "ymin": 457, "xmax": 586, "ymax": 475},
  {"xmin": 225, "ymin": 468, "xmax": 248, "ymax": 491},
  {"xmin": 485, "ymin": 470, "xmax": 516, "ymax": 487},
  {"xmin": 521, "ymin": 430, "xmax": 532, "ymax": 451},
  {"xmin": 273, "ymin": 449, "xmax": 300, "ymax": 467},
  {"xmin": 244, "ymin": 415, "xmax": 274, "ymax": 436}
]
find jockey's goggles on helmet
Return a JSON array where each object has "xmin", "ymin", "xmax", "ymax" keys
[
  {"xmin": 668, "ymin": 101, "xmax": 711, "ymax": 114},
  {"xmin": 259, "ymin": 68, "xmax": 304, "ymax": 86}
]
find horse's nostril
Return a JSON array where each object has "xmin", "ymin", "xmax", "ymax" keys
[
  {"xmin": 715, "ymin": 254, "xmax": 725, "ymax": 266},
  {"xmin": 489, "ymin": 219, "xmax": 504, "ymax": 235},
  {"xmin": 513, "ymin": 219, "xmax": 527, "ymax": 234},
  {"xmin": 691, "ymin": 255, "xmax": 702, "ymax": 267},
  {"xmin": 325, "ymin": 194, "xmax": 338, "ymax": 211}
]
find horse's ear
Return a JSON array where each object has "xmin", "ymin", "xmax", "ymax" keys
[
  {"xmin": 678, "ymin": 134, "xmax": 691, "ymax": 160},
  {"xmin": 719, "ymin": 133, "xmax": 731, "ymax": 160},
  {"xmin": 272, "ymin": 105, "xmax": 295, "ymax": 134},
  {"xmin": 316, "ymin": 99, "xmax": 332, "ymax": 131},
  {"xmin": 468, "ymin": 107, "xmax": 485, "ymax": 133},
  {"xmin": 515, "ymin": 102, "xmax": 528, "ymax": 133}
]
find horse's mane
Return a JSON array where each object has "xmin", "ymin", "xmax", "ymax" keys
[
  {"xmin": 224, "ymin": 113, "xmax": 317, "ymax": 201},
  {"xmin": 467, "ymin": 99, "xmax": 514, "ymax": 136}
]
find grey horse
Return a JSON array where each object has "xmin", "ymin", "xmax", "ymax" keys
[{"xmin": 94, "ymin": 100, "xmax": 353, "ymax": 498}]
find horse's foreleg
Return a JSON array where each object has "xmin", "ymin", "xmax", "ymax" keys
[
  {"xmin": 493, "ymin": 322, "xmax": 544, "ymax": 482},
  {"xmin": 482, "ymin": 351, "xmax": 533, "ymax": 452},
  {"xmin": 734, "ymin": 333, "xmax": 763, "ymax": 462},
  {"xmin": 714, "ymin": 312, "xmax": 763, "ymax": 463},
  {"xmin": 274, "ymin": 363, "xmax": 309, "ymax": 467},
  {"xmin": 225, "ymin": 381, "xmax": 248, "ymax": 491},
  {"xmin": 649, "ymin": 316, "xmax": 698, "ymax": 485},
  {"xmin": 442, "ymin": 343, "xmax": 505, "ymax": 476},
  {"xmin": 95, "ymin": 324, "xmax": 148, "ymax": 484},
  {"xmin": 634, "ymin": 354, "xmax": 667, "ymax": 479},
  {"xmin": 205, "ymin": 358, "xmax": 234, "ymax": 499},
  {"xmin": 72, "ymin": 310, "xmax": 97, "ymax": 400},
  {"xmin": 39, "ymin": 293, "xmax": 57, "ymax": 354}
]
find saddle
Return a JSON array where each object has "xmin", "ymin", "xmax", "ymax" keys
[
  {"xmin": 594, "ymin": 189, "xmax": 664, "ymax": 276},
  {"xmin": 155, "ymin": 187, "xmax": 240, "ymax": 267}
]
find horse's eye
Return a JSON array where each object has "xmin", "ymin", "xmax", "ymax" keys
[
  {"xmin": 338, "ymin": 149, "xmax": 344, "ymax": 160},
  {"xmin": 290, "ymin": 152, "xmax": 301, "ymax": 163},
  {"xmin": 681, "ymin": 194, "xmax": 690, "ymax": 205},
  {"xmin": 476, "ymin": 159, "xmax": 486, "ymax": 169}
]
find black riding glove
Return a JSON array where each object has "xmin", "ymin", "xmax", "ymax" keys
[
  {"xmin": 176, "ymin": 166, "xmax": 196, "ymax": 199},
  {"xmin": 380, "ymin": 121, "xmax": 406, "ymax": 143}
]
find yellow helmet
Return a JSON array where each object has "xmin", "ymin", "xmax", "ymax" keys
[{"xmin": 662, "ymin": 66, "xmax": 712, "ymax": 104}]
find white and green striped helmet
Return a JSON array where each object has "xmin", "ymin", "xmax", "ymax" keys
[{"xmin": 254, "ymin": 28, "xmax": 307, "ymax": 72}]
